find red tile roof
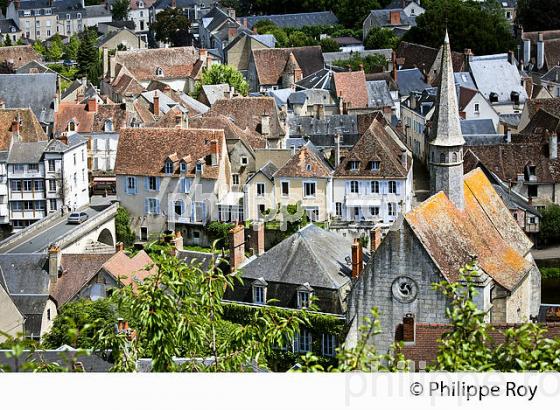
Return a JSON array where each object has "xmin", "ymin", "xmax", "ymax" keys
[
  {"xmin": 274, "ymin": 142, "xmax": 333, "ymax": 178},
  {"xmin": 0, "ymin": 108, "xmax": 47, "ymax": 151},
  {"xmin": 54, "ymin": 102, "xmax": 130, "ymax": 133},
  {"xmin": 0, "ymin": 46, "xmax": 43, "ymax": 73},
  {"xmin": 101, "ymin": 250, "xmax": 157, "ymax": 287},
  {"xmin": 333, "ymin": 70, "xmax": 369, "ymax": 109},
  {"xmin": 251, "ymin": 46, "xmax": 324, "ymax": 85},
  {"xmin": 189, "ymin": 115, "xmax": 266, "ymax": 150}
]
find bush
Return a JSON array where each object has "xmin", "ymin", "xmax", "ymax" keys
[
  {"xmin": 115, "ymin": 206, "xmax": 135, "ymax": 246},
  {"xmin": 540, "ymin": 204, "xmax": 560, "ymax": 245},
  {"xmin": 320, "ymin": 38, "xmax": 340, "ymax": 52},
  {"xmin": 207, "ymin": 221, "xmax": 234, "ymax": 249}
]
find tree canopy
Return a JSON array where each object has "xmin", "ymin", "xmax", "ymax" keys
[
  {"xmin": 332, "ymin": 53, "xmax": 387, "ymax": 73},
  {"xmin": 403, "ymin": 0, "xmax": 515, "ymax": 55},
  {"xmin": 539, "ymin": 204, "xmax": 560, "ymax": 245},
  {"xmin": 77, "ymin": 28, "xmax": 102, "ymax": 85},
  {"xmin": 46, "ymin": 34, "xmax": 64, "ymax": 61},
  {"xmin": 150, "ymin": 8, "xmax": 192, "ymax": 47},
  {"xmin": 193, "ymin": 63, "xmax": 249, "ymax": 97},
  {"xmin": 111, "ymin": 0, "xmax": 130, "ymax": 21},
  {"xmin": 364, "ymin": 27, "xmax": 399, "ymax": 50},
  {"xmin": 516, "ymin": 0, "xmax": 560, "ymax": 32}
]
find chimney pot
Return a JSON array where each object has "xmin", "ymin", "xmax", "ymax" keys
[
  {"xmin": 48, "ymin": 245, "xmax": 61, "ymax": 284},
  {"xmin": 389, "ymin": 10, "xmax": 401, "ymax": 25},
  {"xmin": 153, "ymin": 91, "xmax": 160, "ymax": 117},
  {"xmin": 229, "ymin": 224, "xmax": 245, "ymax": 271},
  {"xmin": 249, "ymin": 222, "xmax": 265, "ymax": 256},
  {"xmin": 210, "ymin": 139, "xmax": 219, "ymax": 166},
  {"xmin": 115, "ymin": 242, "xmax": 125, "ymax": 252}
]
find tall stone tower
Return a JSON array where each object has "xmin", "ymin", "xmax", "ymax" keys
[{"xmin": 428, "ymin": 31, "xmax": 465, "ymax": 209}]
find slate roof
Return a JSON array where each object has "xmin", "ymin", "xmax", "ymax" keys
[
  {"xmin": 296, "ymin": 67, "xmax": 336, "ymax": 90},
  {"xmin": 15, "ymin": 60, "xmax": 57, "ymax": 75},
  {"xmin": 469, "ymin": 56, "xmax": 528, "ymax": 103},
  {"xmin": 499, "ymin": 113, "xmax": 521, "ymax": 128},
  {"xmin": 521, "ymin": 108, "xmax": 560, "ymax": 135},
  {"xmin": 0, "ymin": 254, "xmax": 50, "ymax": 337},
  {"xmin": 334, "ymin": 114, "xmax": 410, "ymax": 179},
  {"xmin": 0, "ymin": 46, "xmax": 42, "ymax": 73},
  {"xmin": 288, "ymin": 114, "xmax": 359, "ymax": 140},
  {"xmin": 367, "ymin": 80, "xmax": 394, "ymax": 108},
  {"xmin": 541, "ymin": 66, "xmax": 560, "ymax": 83},
  {"xmin": 524, "ymin": 98, "xmax": 560, "ymax": 120},
  {"xmin": 288, "ymin": 89, "xmax": 334, "ymax": 106},
  {"xmin": 7, "ymin": 140, "xmax": 48, "ymax": 163},
  {"xmin": 251, "ymin": 46, "xmax": 324, "ymax": 85},
  {"xmin": 396, "ymin": 68, "xmax": 430, "ymax": 96},
  {"xmin": 201, "ymin": 84, "xmax": 231, "ymax": 105},
  {"xmin": 367, "ymin": 9, "xmax": 417, "ymax": 28},
  {"xmin": 242, "ymin": 11, "xmax": 338, "ymax": 29},
  {"xmin": 0, "ymin": 108, "xmax": 47, "ymax": 151},
  {"xmin": 454, "ymin": 72, "xmax": 476, "ymax": 90},
  {"xmin": 0, "ymin": 349, "xmax": 113, "ymax": 372},
  {"xmin": 0, "ymin": 73, "xmax": 56, "ymax": 120},
  {"xmin": 396, "ymin": 41, "xmax": 463, "ymax": 73},
  {"xmin": 115, "ymin": 128, "xmax": 225, "ymax": 179},
  {"xmin": 460, "ymin": 119, "xmax": 496, "ymax": 135},
  {"xmin": 405, "ymin": 168, "xmax": 534, "ymax": 291},
  {"xmin": 239, "ymin": 224, "xmax": 353, "ymax": 290},
  {"xmin": 333, "ymin": 70, "xmax": 369, "ymax": 108},
  {"xmin": 274, "ymin": 141, "xmax": 332, "ymax": 178},
  {"xmin": 268, "ymin": 88, "xmax": 293, "ymax": 107},
  {"xmin": 206, "ymin": 96, "xmax": 284, "ymax": 137}
]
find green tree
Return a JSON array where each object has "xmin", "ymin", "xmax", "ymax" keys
[
  {"xmin": 206, "ymin": 221, "xmax": 234, "ymax": 249},
  {"xmin": 539, "ymin": 204, "xmax": 560, "ymax": 245},
  {"xmin": 516, "ymin": 0, "xmax": 560, "ymax": 32},
  {"xmin": 42, "ymin": 299, "xmax": 117, "ymax": 349},
  {"xmin": 15, "ymin": 37, "xmax": 25, "ymax": 45},
  {"xmin": 364, "ymin": 27, "xmax": 398, "ymax": 50},
  {"xmin": 193, "ymin": 63, "xmax": 249, "ymax": 97},
  {"xmin": 150, "ymin": 8, "xmax": 192, "ymax": 47},
  {"xmin": 287, "ymin": 31, "xmax": 315, "ymax": 47},
  {"xmin": 115, "ymin": 207, "xmax": 136, "ymax": 246},
  {"xmin": 64, "ymin": 35, "xmax": 81, "ymax": 60},
  {"xmin": 46, "ymin": 34, "xmax": 64, "ymax": 61},
  {"xmin": 77, "ymin": 28, "xmax": 102, "ymax": 85},
  {"xmin": 335, "ymin": 0, "xmax": 381, "ymax": 29},
  {"xmin": 320, "ymin": 37, "xmax": 340, "ymax": 52},
  {"xmin": 403, "ymin": 0, "xmax": 515, "ymax": 55},
  {"xmin": 332, "ymin": 53, "xmax": 387, "ymax": 73},
  {"xmin": 33, "ymin": 40, "xmax": 47, "ymax": 56},
  {"xmin": 4, "ymin": 33, "xmax": 11, "ymax": 47},
  {"xmin": 111, "ymin": 0, "xmax": 130, "ymax": 21}
]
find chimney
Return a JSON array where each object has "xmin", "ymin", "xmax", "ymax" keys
[
  {"xmin": 370, "ymin": 227, "xmax": 382, "ymax": 252},
  {"xmin": 249, "ymin": 222, "xmax": 265, "ymax": 256},
  {"xmin": 11, "ymin": 117, "xmax": 20, "ymax": 134},
  {"xmin": 229, "ymin": 224, "xmax": 245, "ymax": 271},
  {"xmin": 389, "ymin": 10, "xmax": 401, "ymax": 25},
  {"xmin": 199, "ymin": 48, "xmax": 208, "ymax": 64},
  {"xmin": 14, "ymin": 0, "xmax": 20, "ymax": 9},
  {"xmin": 261, "ymin": 114, "xmax": 270, "ymax": 136},
  {"xmin": 153, "ymin": 91, "xmax": 160, "ymax": 116},
  {"xmin": 228, "ymin": 22, "xmax": 237, "ymax": 41},
  {"xmin": 401, "ymin": 148, "xmax": 408, "ymax": 169},
  {"xmin": 58, "ymin": 133, "xmax": 68, "ymax": 145},
  {"xmin": 391, "ymin": 50, "xmax": 397, "ymax": 81},
  {"xmin": 115, "ymin": 242, "xmax": 125, "ymax": 252},
  {"xmin": 537, "ymin": 32, "xmax": 545, "ymax": 70},
  {"xmin": 227, "ymin": 8, "xmax": 236, "ymax": 19},
  {"xmin": 351, "ymin": 239, "xmax": 363, "ymax": 279},
  {"xmin": 508, "ymin": 50, "xmax": 515, "ymax": 65},
  {"xmin": 175, "ymin": 114, "xmax": 183, "ymax": 128},
  {"xmin": 87, "ymin": 97, "xmax": 98, "ymax": 112},
  {"xmin": 523, "ymin": 38, "xmax": 531, "ymax": 67},
  {"xmin": 549, "ymin": 132, "xmax": 558, "ymax": 160},
  {"xmin": 48, "ymin": 244, "xmax": 61, "ymax": 284},
  {"xmin": 102, "ymin": 47, "xmax": 109, "ymax": 78},
  {"xmin": 209, "ymin": 139, "xmax": 219, "ymax": 166},
  {"xmin": 171, "ymin": 0, "xmax": 176, "ymax": 7},
  {"xmin": 173, "ymin": 231, "xmax": 183, "ymax": 251},
  {"xmin": 463, "ymin": 48, "xmax": 473, "ymax": 71},
  {"xmin": 402, "ymin": 313, "xmax": 415, "ymax": 342},
  {"xmin": 335, "ymin": 133, "xmax": 341, "ymax": 166},
  {"xmin": 505, "ymin": 129, "xmax": 512, "ymax": 143},
  {"xmin": 242, "ymin": 17, "xmax": 248, "ymax": 28}
]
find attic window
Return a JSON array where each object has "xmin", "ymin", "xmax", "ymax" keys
[
  {"xmin": 164, "ymin": 160, "xmax": 173, "ymax": 174},
  {"xmin": 306, "ymin": 164, "xmax": 312, "ymax": 171},
  {"xmin": 180, "ymin": 162, "xmax": 187, "ymax": 173},
  {"xmin": 252, "ymin": 279, "xmax": 267, "ymax": 305},
  {"xmin": 349, "ymin": 161, "xmax": 359, "ymax": 171},
  {"xmin": 196, "ymin": 162, "xmax": 203, "ymax": 173},
  {"xmin": 297, "ymin": 285, "xmax": 313, "ymax": 309},
  {"xmin": 370, "ymin": 161, "xmax": 380, "ymax": 171},
  {"xmin": 489, "ymin": 92, "xmax": 499, "ymax": 103},
  {"xmin": 68, "ymin": 121, "xmax": 76, "ymax": 132},
  {"xmin": 104, "ymin": 119, "xmax": 113, "ymax": 132},
  {"xmin": 156, "ymin": 67, "xmax": 164, "ymax": 77}
]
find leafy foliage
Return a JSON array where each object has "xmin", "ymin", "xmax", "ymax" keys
[
  {"xmin": 516, "ymin": 0, "xmax": 560, "ymax": 32},
  {"xmin": 150, "ymin": 8, "xmax": 192, "ymax": 47},
  {"xmin": 540, "ymin": 204, "xmax": 560, "ymax": 245},
  {"xmin": 64, "ymin": 35, "xmax": 81, "ymax": 60},
  {"xmin": 332, "ymin": 53, "xmax": 387, "ymax": 73},
  {"xmin": 206, "ymin": 221, "xmax": 234, "ymax": 249},
  {"xmin": 193, "ymin": 63, "xmax": 249, "ymax": 97},
  {"xmin": 403, "ymin": 0, "xmax": 515, "ymax": 55},
  {"xmin": 320, "ymin": 37, "xmax": 340, "ymax": 52},
  {"xmin": 364, "ymin": 27, "xmax": 399, "ymax": 50},
  {"xmin": 115, "ymin": 206, "xmax": 136, "ymax": 246},
  {"xmin": 77, "ymin": 28, "xmax": 102, "ymax": 85},
  {"xmin": 335, "ymin": 0, "xmax": 381, "ymax": 29},
  {"xmin": 112, "ymin": 0, "xmax": 130, "ymax": 21},
  {"xmin": 46, "ymin": 34, "xmax": 64, "ymax": 61},
  {"xmin": 3, "ymin": 34, "xmax": 11, "ymax": 47}
]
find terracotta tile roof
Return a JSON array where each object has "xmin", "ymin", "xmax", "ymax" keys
[
  {"xmin": 252, "ymin": 46, "xmax": 324, "ymax": 85},
  {"xmin": 0, "ymin": 108, "xmax": 47, "ymax": 151},
  {"xmin": 101, "ymin": 250, "xmax": 157, "ymax": 287},
  {"xmin": 132, "ymin": 98, "xmax": 155, "ymax": 126},
  {"xmin": 458, "ymin": 86, "xmax": 478, "ymax": 111},
  {"xmin": 333, "ymin": 70, "xmax": 369, "ymax": 109},
  {"xmin": 405, "ymin": 168, "xmax": 533, "ymax": 291},
  {"xmin": 113, "ymin": 47, "xmax": 200, "ymax": 81},
  {"xmin": 0, "ymin": 46, "xmax": 43, "ymax": 73},
  {"xmin": 112, "ymin": 71, "xmax": 145, "ymax": 97},
  {"xmin": 396, "ymin": 41, "xmax": 463, "ymax": 73},
  {"xmin": 129, "ymin": 0, "xmax": 155, "ymax": 10},
  {"xmin": 525, "ymin": 98, "xmax": 560, "ymax": 120},
  {"xmin": 54, "ymin": 102, "xmax": 129, "ymax": 134},
  {"xmin": 115, "ymin": 127, "xmax": 226, "ymax": 179},
  {"xmin": 334, "ymin": 113, "xmax": 410, "ymax": 178},
  {"xmin": 274, "ymin": 141, "xmax": 333, "ymax": 178},
  {"xmin": 50, "ymin": 253, "xmax": 115, "ymax": 306},
  {"xmin": 206, "ymin": 96, "xmax": 285, "ymax": 137},
  {"xmin": 189, "ymin": 115, "xmax": 266, "ymax": 150}
]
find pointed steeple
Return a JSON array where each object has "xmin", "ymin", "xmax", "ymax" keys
[{"xmin": 430, "ymin": 30, "xmax": 464, "ymax": 147}]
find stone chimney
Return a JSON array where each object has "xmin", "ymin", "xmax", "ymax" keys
[
  {"xmin": 508, "ymin": 50, "xmax": 515, "ymax": 65},
  {"xmin": 505, "ymin": 129, "xmax": 512, "ymax": 143},
  {"xmin": 11, "ymin": 117, "xmax": 20, "ymax": 134},
  {"xmin": 58, "ymin": 133, "xmax": 68, "ymax": 145},
  {"xmin": 248, "ymin": 222, "xmax": 265, "ymax": 256},
  {"xmin": 351, "ymin": 239, "xmax": 363, "ymax": 279},
  {"xmin": 463, "ymin": 48, "xmax": 473, "ymax": 71},
  {"xmin": 335, "ymin": 132, "xmax": 341, "ymax": 166},
  {"xmin": 389, "ymin": 10, "xmax": 401, "ymax": 25},
  {"xmin": 102, "ymin": 47, "xmax": 109, "ymax": 79},
  {"xmin": 209, "ymin": 139, "xmax": 219, "ymax": 166},
  {"xmin": 402, "ymin": 313, "xmax": 415, "ymax": 342},
  {"xmin": 115, "ymin": 242, "xmax": 124, "ymax": 252},
  {"xmin": 48, "ymin": 244, "xmax": 61, "ymax": 284},
  {"xmin": 401, "ymin": 148, "xmax": 408, "ymax": 169},
  {"xmin": 229, "ymin": 224, "xmax": 245, "ymax": 271},
  {"xmin": 391, "ymin": 50, "xmax": 398, "ymax": 81},
  {"xmin": 537, "ymin": 32, "xmax": 545, "ymax": 70},
  {"xmin": 261, "ymin": 114, "xmax": 270, "ymax": 136},
  {"xmin": 153, "ymin": 91, "xmax": 160, "ymax": 116},
  {"xmin": 523, "ymin": 37, "xmax": 531, "ymax": 67},
  {"xmin": 370, "ymin": 227, "xmax": 382, "ymax": 252},
  {"xmin": 199, "ymin": 48, "xmax": 208, "ymax": 64},
  {"xmin": 549, "ymin": 131, "xmax": 558, "ymax": 160},
  {"xmin": 87, "ymin": 97, "xmax": 98, "ymax": 112}
]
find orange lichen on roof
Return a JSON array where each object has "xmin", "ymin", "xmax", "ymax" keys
[{"xmin": 405, "ymin": 168, "xmax": 532, "ymax": 291}]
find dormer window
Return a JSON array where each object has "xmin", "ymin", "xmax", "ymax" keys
[
  {"xmin": 252, "ymin": 278, "xmax": 267, "ymax": 305},
  {"xmin": 196, "ymin": 162, "xmax": 203, "ymax": 173},
  {"xmin": 370, "ymin": 161, "xmax": 380, "ymax": 171},
  {"xmin": 68, "ymin": 121, "xmax": 76, "ymax": 132},
  {"xmin": 180, "ymin": 162, "xmax": 187, "ymax": 173},
  {"xmin": 104, "ymin": 119, "xmax": 113, "ymax": 132},
  {"xmin": 306, "ymin": 164, "xmax": 311, "ymax": 171},
  {"xmin": 156, "ymin": 67, "xmax": 164, "ymax": 77},
  {"xmin": 349, "ymin": 160, "xmax": 359, "ymax": 171},
  {"xmin": 297, "ymin": 283, "xmax": 313, "ymax": 309},
  {"xmin": 164, "ymin": 160, "xmax": 173, "ymax": 174}
]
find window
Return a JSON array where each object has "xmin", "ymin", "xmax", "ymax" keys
[
  {"xmin": 474, "ymin": 103, "xmax": 480, "ymax": 113},
  {"xmin": 156, "ymin": 67, "xmax": 164, "ymax": 76},
  {"xmin": 180, "ymin": 177, "xmax": 191, "ymax": 193},
  {"xmin": 174, "ymin": 200, "xmax": 184, "ymax": 216},
  {"xmin": 370, "ymin": 206, "xmax": 379, "ymax": 216},
  {"xmin": 232, "ymin": 174, "xmax": 240, "ymax": 185},
  {"xmin": 49, "ymin": 180, "xmax": 56, "ymax": 192},
  {"xmin": 297, "ymin": 290, "xmax": 311, "ymax": 309},
  {"xmin": 303, "ymin": 181, "xmax": 316, "ymax": 197},
  {"xmin": 388, "ymin": 202, "xmax": 397, "ymax": 216},
  {"xmin": 349, "ymin": 161, "xmax": 359, "ymax": 171},
  {"xmin": 35, "ymin": 201, "xmax": 45, "ymax": 211},
  {"xmin": 104, "ymin": 120, "xmax": 113, "ymax": 132},
  {"xmin": 77, "ymin": 12, "xmax": 82, "ymax": 19},
  {"xmin": 164, "ymin": 160, "xmax": 173, "ymax": 174},
  {"xmin": 29, "ymin": 164, "xmax": 39, "ymax": 172},
  {"xmin": 10, "ymin": 180, "xmax": 22, "ymax": 191},
  {"xmin": 529, "ymin": 216, "xmax": 536, "ymax": 224},
  {"xmin": 195, "ymin": 162, "xmax": 203, "ymax": 173},
  {"xmin": 294, "ymin": 329, "xmax": 312, "ymax": 353},
  {"xmin": 49, "ymin": 199, "xmax": 57, "ymax": 211},
  {"xmin": 47, "ymin": 309, "xmax": 51, "ymax": 321},
  {"xmin": 147, "ymin": 176, "xmax": 158, "ymax": 191},
  {"xmin": 335, "ymin": 202, "xmax": 342, "ymax": 217},
  {"xmin": 66, "ymin": 14, "xmax": 70, "ymax": 20},
  {"xmin": 306, "ymin": 164, "xmax": 312, "ymax": 171},
  {"xmin": 23, "ymin": 180, "xmax": 32, "ymax": 192},
  {"xmin": 252, "ymin": 284, "xmax": 266, "ymax": 305},
  {"xmin": 281, "ymin": 181, "xmax": 289, "ymax": 196},
  {"xmin": 322, "ymin": 334, "xmax": 337, "ymax": 357},
  {"xmin": 258, "ymin": 204, "xmax": 266, "ymax": 216},
  {"xmin": 45, "ymin": 8, "xmax": 52, "ymax": 15},
  {"xmin": 24, "ymin": 201, "xmax": 34, "ymax": 210},
  {"xmin": 180, "ymin": 162, "xmax": 187, "ymax": 173},
  {"xmin": 452, "ymin": 152, "xmax": 458, "ymax": 162},
  {"xmin": 73, "ymin": 153, "xmax": 77, "ymax": 165},
  {"xmin": 350, "ymin": 180, "xmax": 359, "ymax": 194},
  {"xmin": 126, "ymin": 176, "xmax": 137, "ymax": 194},
  {"xmin": 370, "ymin": 161, "xmax": 380, "ymax": 171},
  {"xmin": 528, "ymin": 185, "xmax": 538, "ymax": 197},
  {"xmin": 146, "ymin": 198, "xmax": 160, "ymax": 215},
  {"xmin": 240, "ymin": 156, "xmax": 248, "ymax": 166},
  {"xmin": 371, "ymin": 181, "xmax": 379, "ymax": 193},
  {"xmin": 256, "ymin": 183, "xmax": 265, "ymax": 197},
  {"xmin": 440, "ymin": 152, "xmax": 445, "ymax": 163},
  {"xmin": 388, "ymin": 181, "xmax": 397, "ymax": 194},
  {"xmin": 34, "ymin": 180, "xmax": 44, "ymax": 191},
  {"xmin": 12, "ymin": 201, "xmax": 22, "ymax": 211},
  {"xmin": 305, "ymin": 207, "xmax": 319, "ymax": 221},
  {"xmin": 68, "ymin": 121, "xmax": 76, "ymax": 132}
]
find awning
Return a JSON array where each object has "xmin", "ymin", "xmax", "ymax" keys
[
  {"xmin": 218, "ymin": 192, "xmax": 244, "ymax": 206},
  {"xmin": 345, "ymin": 198, "xmax": 381, "ymax": 207},
  {"xmin": 93, "ymin": 177, "xmax": 116, "ymax": 183}
]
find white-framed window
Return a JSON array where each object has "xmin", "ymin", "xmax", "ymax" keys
[
  {"xmin": 28, "ymin": 164, "xmax": 39, "ymax": 172},
  {"xmin": 349, "ymin": 160, "xmax": 359, "ymax": 171},
  {"xmin": 232, "ymin": 174, "xmax": 240, "ymax": 185},
  {"xmin": 294, "ymin": 329, "xmax": 312, "ymax": 353},
  {"xmin": 370, "ymin": 206, "xmax": 379, "ymax": 216},
  {"xmin": 146, "ymin": 198, "xmax": 160, "ymax": 215},
  {"xmin": 322, "ymin": 334, "xmax": 337, "ymax": 357},
  {"xmin": 68, "ymin": 121, "xmax": 76, "ymax": 132},
  {"xmin": 23, "ymin": 180, "xmax": 32, "ymax": 191},
  {"xmin": 77, "ymin": 12, "xmax": 82, "ymax": 19},
  {"xmin": 370, "ymin": 161, "xmax": 380, "ymax": 171},
  {"xmin": 256, "ymin": 183, "xmax": 265, "ymax": 197},
  {"xmin": 156, "ymin": 67, "xmax": 164, "ymax": 76},
  {"xmin": 49, "ymin": 199, "xmax": 57, "ymax": 211},
  {"xmin": 474, "ymin": 103, "xmax": 480, "ymax": 113},
  {"xmin": 164, "ymin": 160, "xmax": 173, "ymax": 174},
  {"xmin": 10, "ymin": 180, "xmax": 22, "ymax": 191},
  {"xmin": 240, "ymin": 156, "xmax": 248, "ymax": 166},
  {"xmin": 174, "ymin": 200, "xmax": 184, "ymax": 216},
  {"xmin": 305, "ymin": 206, "xmax": 319, "ymax": 221},
  {"xmin": 297, "ymin": 290, "xmax": 311, "ymax": 309},
  {"xmin": 66, "ymin": 14, "xmax": 71, "ymax": 20},
  {"xmin": 104, "ymin": 119, "xmax": 113, "ymax": 132},
  {"xmin": 281, "ymin": 181, "xmax": 289, "ymax": 196},
  {"xmin": 195, "ymin": 162, "xmax": 203, "ymax": 173},
  {"xmin": 12, "ymin": 201, "xmax": 23, "ymax": 211},
  {"xmin": 147, "ymin": 176, "xmax": 158, "ymax": 191},
  {"xmin": 388, "ymin": 181, "xmax": 397, "ymax": 194},
  {"xmin": 371, "ymin": 180, "xmax": 379, "ymax": 193},
  {"xmin": 388, "ymin": 202, "xmax": 397, "ymax": 216},
  {"xmin": 126, "ymin": 176, "xmax": 137, "ymax": 194},
  {"xmin": 350, "ymin": 180, "xmax": 359, "ymax": 194},
  {"xmin": 252, "ymin": 284, "xmax": 266, "ymax": 305},
  {"xmin": 180, "ymin": 162, "xmax": 187, "ymax": 173},
  {"xmin": 34, "ymin": 180, "xmax": 44, "ymax": 191},
  {"xmin": 335, "ymin": 202, "xmax": 342, "ymax": 217},
  {"xmin": 48, "ymin": 180, "xmax": 56, "ymax": 192},
  {"xmin": 13, "ymin": 164, "xmax": 25, "ymax": 173},
  {"xmin": 303, "ymin": 181, "xmax": 316, "ymax": 197}
]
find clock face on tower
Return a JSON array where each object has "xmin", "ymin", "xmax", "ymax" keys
[{"xmin": 391, "ymin": 276, "xmax": 418, "ymax": 303}]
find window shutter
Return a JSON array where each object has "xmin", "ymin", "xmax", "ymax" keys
[
  {"xmin": 155, "ymin": 199, "xmax": 161, "ymax": 215},
  {"xmin": 185, "ymin": 178, "xmax": 191, "ymax": 193},
  {"xmin": 156, "ymin": 177, "xmax": 160, "ymax": 192},
  {"xmin": 144, "ymin": 176, "xmax": 149, "ymax": 191},
  {"xmin": 180, "ymin": 178, "xmax": 185, "ymax": 193},
  {"xmin": 396, "ymin": 181, "xmax": 401, "ymax": 195},
  {"xmin": 144, "ymin": 198, "xmax": 149, "ymax": 215},
  {"xmin": 124, "ymin": 179, "xmax": 129, "ymax": 194},
  {"xmin": 202, "ymin": 202, "xmax": 207, "ymax": 221},
  {"xmin": 321, "ymin": 334, "xmax": 325, "ymax": 356},
  {"xmin": 132, "ymin": 177, "xmax": 137, "ymax": 194}
]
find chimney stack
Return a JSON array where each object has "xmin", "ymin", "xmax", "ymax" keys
[
  {"xmin": 537, "ymin": 32, "xmax": 545, "ymax": 70},
  {"xmin": 229, "ymin": 224, "xmax": 245, "ymax": 271},
  {"xmin": 335, "ymin": 133, "xmax": 341, "ymax": 166},
  {"xmin": 505, "ymin": 129, "xmax": 512, "ymax": 143},
  {"xmin": 115, "ymin": 242, "xmax": 124, "ymax": 252},
  {"xmin": 102, "ymin": 47, "xmax": 109, "ymax": 79},
  {"xmin": 87, "ymin": 97, "xmax": 98, "ymax": 112},
  {"xmin": 463, "ymin": 48, "xmax": 473, "ymax": 71},
  {"xmin": 507, "ymin": 50, "xmax": 515, "ymax": 65},
  {"xmin": 401, "ymin": 148, "xmax": 408, "ymax": 169},
  {"xmin": 391, "ymin": 50, "xmax": 398, "ymax": 81},
  {"xmin": 402, "ymin": 313, "xmax": 415, "ymax": 342},
  {"xmin": 199, "ymin": 48, "xmax": 208, "ymax": 64},
  {"xmin": 351, "ymin": 239, "xmax": 363, "ymax": 279},
  {"xmin": 153, "ymin": 91, "xmax": 160, "ymax": 116},
  {"xmin": 261, "ymin": 114, "xmax": 270, "ymax": 136},
  {"xmin": 549, "ymin": 131, "xmax": 558, "ymax": 160},
  {"xmin": 48, "ymin": 244, "xmax": 61, "ymax": 284},
  {"xmin": 370, "ymin": 227, "xmax": 382, "ymax": 252},
  {"xmin": 210, "ymin": 139, "xmax": 219, "ymax": 166},
  {"xmin": 389, "ymin": 10, "xmax": 401, "ymax": 25},
  {"xmin": 523, "ymin": 38, "xmax": 531, "ymax": 68},
  {"xmin": 11, "ymin": 117, "xmax": 20, "ymax": 134},
  {"xmin": 249, "ymin": 222, "xmax": 265, "ymax": 256}
]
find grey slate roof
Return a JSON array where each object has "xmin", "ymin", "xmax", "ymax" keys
[
  {"xmin": 460, "ymin": 119, "xmax": 497, "ymax": 135},
  {"xmin": 0, "ymin": 73, "xmax": 57, "ymax": 120},
  {"xmin": 0, "ymin": 18, "xmax": 20, "ymax": 33},
  {"xmin": 499, "ymin": 113, "xmax": 521, "ymax": 127},
  {"xmin": 0, "ymin": 350, "xmax": 113, "ymax": 372},
  {"xmin": 267, "ymin": 88, "xmax": 292, "ymax": 107},
  {"xmin": 239, "ymin": 224, "xmax": 353, "ymax": 290},
  {"xmin": 251, "ymin": 34, "xmax": 276, "ymax": 48},
  {"xmin": 288, "ymin": 89, "xmax": 333, "ymax": 105},
  {"xmin": 288, "ymin": 114, "xmax": 358, "ymax": 140},
  {"xmin": 7, "ymin": 140, "xmax": 48, "ymax": 163},
  {"xmin": 469, "ymin": 55, "xmax": 528, "ymax": 103},
  {"xmin": 178, "ymin": 92, "xmax": 209, "ymax": 114},
  {"xmin": 246, "ymin": 160, "xmax": 278, "ymax": 184},
  {"xmin": 323, "ymin": 49, "xmax": 392, "ymax": 65},
  {"xmin": 201, "ymin": 84, "xmax": 230, "ymax": 105},
  {"xmin": 454, "ymin": 72, "xmax": 476, "ymax": 90},
  {"xmin": 296, "ymin": 68, "xmax": 341, "ymax": 90},
  {"xmin": 367, "ymin": 9, "xmax": 417, "ymax": 28},
  {"xmin": 541, "ymin": 66, "xmax": 560, "ymax": 83},
  {"xmin": 367, "ymin": 80, "xmax": 394, "ymax": 108},
  {"xmin": 396, "ymin": 68, "xmax": 430, "ymax": 96},
  {"xmin": 242, "ymin": 11, "xmax": 338, "ymax": 29},
  {"xmin": 463, "ymin": 134, "xmax": 505, "ymax": 145}
]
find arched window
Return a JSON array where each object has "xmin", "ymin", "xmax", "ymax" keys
[
  {"xmin": 440, "ymin": 152, "xmax": 445, "ymax": 163},
  {"xmin": 156, "ymin": 67, "xmax": 164, "ymax": 77},
  {"xmin": 104, "ymin": 119, "xmax": 113, "ymax": 132},
  {"xmin": 452, "ymin": 152, "xmax": 458, "ymax": 162}
]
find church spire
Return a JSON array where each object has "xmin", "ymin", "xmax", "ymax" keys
[{"xmin": 429, "ymin": 31, "xmax": 465, "ymax": 209}]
